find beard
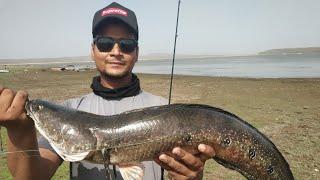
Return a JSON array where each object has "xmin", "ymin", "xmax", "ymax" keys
[{"xmin": 99, "ymin": 69, "xmax": 131, "ymax": 81}]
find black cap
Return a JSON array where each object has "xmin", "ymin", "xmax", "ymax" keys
[{"xmin": 92, "ymin": 2, "xmax": 139, "ymax": 40}]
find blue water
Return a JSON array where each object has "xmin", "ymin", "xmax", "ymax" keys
[{"xmin": 134, "ymin": 55, "xmax": 320, "ymax": 78}]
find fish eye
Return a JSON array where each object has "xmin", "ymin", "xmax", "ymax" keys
[{"xmin": 33, "ymin": 104, "xmax": 43, "ymax": 111}]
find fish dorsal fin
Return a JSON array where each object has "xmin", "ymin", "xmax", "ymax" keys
[{"xmin": 118, "ymin": 163, "xmax": 144, "ymax": 180}]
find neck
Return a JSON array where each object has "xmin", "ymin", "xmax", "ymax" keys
[{"xmin": 99, "ymin": 73, "xmax": 132, "ymax": 89}]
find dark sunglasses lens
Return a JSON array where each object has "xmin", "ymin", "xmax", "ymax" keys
[
  {"xmin": 96, "ymin": 37, "xmax": 115, "ymax": 52},
  {"xmin": 119, "ymin": 39, "xmax": 137, "ymax": 53}
]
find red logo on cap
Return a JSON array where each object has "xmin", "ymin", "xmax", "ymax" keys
[{"xmin": 101, "ymin": 8, "xmax": 128, "ymax": 16}]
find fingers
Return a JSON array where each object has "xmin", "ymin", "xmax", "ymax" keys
[
  {"xmin": 172, "ymin": 147, "xmax": 204, "ymax": 171},
  {"xmin": 0, "ymin": 88, "xmax": 28, "ymax": 123},
  {"xmin": 156, "ymin": 145, "xmax": 215, "ymax": 180},
  {"xmin": 198, "ymin": 144, "xmax": 215, "ymax": 162},
  {"xmin": 157, "ymin": 146, "xmax": 207, "ymax": 179},
  {"xmin": 0, "ymin": 88, "xmax": 15, "ymax": 111},
  {"xmin": 154, "ymin": 156, "xmax": 172, "ymax": 170},
  {"xmin": 159, "ymin": 154, "xmax": 195, "ymax": 176},
  {"xmin": 7, "ymin": 90, "xmax": 28, "ymax": 116}
]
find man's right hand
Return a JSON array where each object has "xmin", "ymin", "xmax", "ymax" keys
[
  {"xmin": 0, "ymin": 86, "xmax": 62, "ymax": 179},
  {"xmin": 0, "ymin": 86, "xmax": 32, "ymax": 131}
]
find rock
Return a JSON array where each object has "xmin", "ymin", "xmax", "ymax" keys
[{"xmin": 303, "ymin": 106, "xmax": 309, "ymax": 109}]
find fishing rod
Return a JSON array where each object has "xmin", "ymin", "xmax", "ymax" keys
[
  {"xmin": 162, "ymin": 1, "xmax": 182, "ymax": 179},
  {"xmin": 168, "ymin": 0, "xmax": 182, "ymax": 105}
]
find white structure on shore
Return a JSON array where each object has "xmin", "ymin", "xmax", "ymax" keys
[{"xmin": 0, "ymin": 69, "xmax": 9, "ymax": 73}]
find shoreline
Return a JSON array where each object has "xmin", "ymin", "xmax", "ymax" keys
[
  {"xmin": 138, "ymin": 73, "xmax": 320, "ymax": 79},
  {"xmin": 1, "ymin": 66, "xmax": 320, "ymax": 79}
]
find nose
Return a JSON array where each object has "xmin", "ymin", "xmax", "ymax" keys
[{"xmin": 110, "ymin": 43, "xmax": 121, "ymax": 56}]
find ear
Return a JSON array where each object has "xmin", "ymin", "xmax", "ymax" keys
[
  {"xmin": 91, "ymin": 43, "xmax": 95, "ymax": 61},
  {"xmin": 135, "ymin": 46, "xmax": 139, "ymax": 62}
]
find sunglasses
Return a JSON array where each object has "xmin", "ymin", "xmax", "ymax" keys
[{"xmin": 94, "ymin": 36, "xmax": 138, "ymax": 53}]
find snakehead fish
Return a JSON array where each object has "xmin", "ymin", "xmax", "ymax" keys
[{"xmin": 25, "ymin": 99, "xmax": 294, "ymax": 180}]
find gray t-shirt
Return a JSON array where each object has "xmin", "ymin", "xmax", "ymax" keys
[{"xmin": 38, "ymin": 91, "xmax": 168, "ymax": 180}]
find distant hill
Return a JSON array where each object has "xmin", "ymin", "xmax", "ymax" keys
[{"xmin": 258, "ymin": 47, "xmax": 320, "ymax": 55}]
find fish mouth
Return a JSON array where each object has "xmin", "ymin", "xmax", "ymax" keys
[
  {"xmin": 25, "ymin": 100, "xmax": 38, "ymax": 123},
  {"xmin": 25, "ymin": 99, "xmax": 32, "ymax": 116}
]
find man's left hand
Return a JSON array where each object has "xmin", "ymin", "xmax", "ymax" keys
[{"xmin": 155, "ymin": 144, "xmax": 215, "ymax": 180}]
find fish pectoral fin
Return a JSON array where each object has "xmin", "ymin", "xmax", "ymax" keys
[{"xmin": 118, "ymin": 163, "xmax": 144, "ymax": 180}]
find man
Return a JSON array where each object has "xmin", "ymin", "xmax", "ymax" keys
[{"xmin": 0, "ymin": 2, "xmax": 215, "ymax": 179}]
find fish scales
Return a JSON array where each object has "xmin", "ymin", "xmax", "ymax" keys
[{"xmin": 26, "ymin": 99, "xmax": 294, "ymax": 179}]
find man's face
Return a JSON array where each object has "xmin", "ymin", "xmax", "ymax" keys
[{"xmin": 91, "ymin": 23, "xmax": 138, "ymax": 79}]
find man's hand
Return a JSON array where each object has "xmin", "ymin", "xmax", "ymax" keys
[
  {"xmin": 0, "ymin": 86, "xmax": 31, "ymax": 130},
  {"xmin": 1, "ymin": 86, "xmax": 62, "ymax": 179},
  {"xmin": 155, "ymin": 144, "xmax": 215, "ymax": 180}
]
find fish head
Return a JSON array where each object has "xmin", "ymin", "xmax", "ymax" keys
[
  {"xmin": 25, "ymin": 99, "xmax": 66, "ymax": 142},
  {"xmin": 25, "ymin": 99, "xmax": 97, "ymax": 162},
  {"xmin": 26, "ymin": 99, "xmax": 45, "ymax": 124},
  {"xmin": 26, "ymin": 99, "xmax": 58, "ymax": 125}
]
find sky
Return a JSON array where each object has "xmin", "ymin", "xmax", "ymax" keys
[{"xmin": 0, "ymin": 0, "xmax": 319, "ymax": 59}]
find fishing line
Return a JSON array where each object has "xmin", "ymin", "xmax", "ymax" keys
[
  {"xmin": 168, "ymin": 0, "xmax": 182, "ymax": 105},
  {"xmin": 0, "ymin": 149, "xmax": 40, "ymax": 156}
]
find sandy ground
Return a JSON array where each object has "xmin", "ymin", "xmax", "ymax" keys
[{"xmin": 0, "ymin": 69, "xmax": 319, "ymax": 179}]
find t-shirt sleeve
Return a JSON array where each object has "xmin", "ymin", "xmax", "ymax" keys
[{"xmin": 158, "ymin": 96, "xmax": 168, "ymax": 105}]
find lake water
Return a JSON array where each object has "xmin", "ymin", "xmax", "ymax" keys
[
  {"xmin": 1, "ymin": 54, "xmax": 319, "ymax": 78},
  {"xmin": 134, "ymin": 55, "xmax": 320, "ymax": 78}
]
